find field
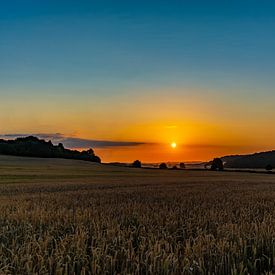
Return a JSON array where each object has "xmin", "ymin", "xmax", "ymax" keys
[{"xmin": 0, "ymin": 156, "xmax": 275, "ymax": 274}]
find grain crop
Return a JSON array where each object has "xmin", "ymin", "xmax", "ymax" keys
[{"xmin": 0, "ymin": 156, "xmax": 274, "ymax": 274}]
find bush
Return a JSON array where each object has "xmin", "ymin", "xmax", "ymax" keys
[
  {"xmin": 132, "ymin": 160, "xmax": 142, "ymax": 168},
  {"xmin": 159, "ymin": 163, "xmax": 167, "ymax": 169},
  {"xmin": 179, "ymin": 162, "xmax": 185, "ymax": 169},
  {"xmin": 266, "ymin": 164, "xmax": 273, "ymax": 171},
  {"xmin": 211, "ymin": 158, "xmax": 224, "ymax": 171}
]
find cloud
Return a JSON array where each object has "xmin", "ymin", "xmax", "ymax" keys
[
  {"xmin": 0, "ymin": 133, "xmax": 146, "ymax": 148},
  {"xmin": 1, "ymin": 133, "xmax": 64, "ymax": 140},
  {"xmin": 61, "ymin": 138, "xmax": 145, "ymax": 148}
]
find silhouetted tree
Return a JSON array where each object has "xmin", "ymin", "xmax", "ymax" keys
[
  {"xmin": 179, "ymin": 162, "xmax": 185, "ymax": 169},
  {"xmin": 211, "ymin": 158, "xmax": 224, "ymax": 171},
  {"xmin": 132, "ymin": 160, "xmax": 142, "ymax": 168},
  {"xmin": 58, "ymin": 143, "xmax": 64, "ymax": 149},
  {"xmin": 91, "ymin": 155, "xmax": 101, "ymax": 163},
  {"xmin": 171, "ymin": 165, "xmax": 178, "ymax": 170},
  {"xmin": 266, "ymin": 164, "xmax": 273, "ymax": 172},
  {"xmin": 159, "ymin": 163, "xmax": 167, "ymax": 169},
  {"xmin": 86, "ymin": 148, "xmax": 95, "ymax": 155}
]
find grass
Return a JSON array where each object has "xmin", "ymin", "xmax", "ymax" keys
[{"xmin": 0, "ymin": 155, "xmax": 275, "ymax": 274}]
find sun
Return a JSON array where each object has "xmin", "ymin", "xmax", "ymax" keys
[{"xmin": 171, "ymin": 142, "xmax": 177, "ymax": 149}]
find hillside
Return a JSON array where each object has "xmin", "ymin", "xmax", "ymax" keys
[{"xmin": 222, "ymin": 150, "xmax": 275, "ymax": 168}]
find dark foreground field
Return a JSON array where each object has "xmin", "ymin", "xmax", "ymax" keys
[{"xmin": 0, "ymin": 156, "xmax": 275, "ymax": 274}]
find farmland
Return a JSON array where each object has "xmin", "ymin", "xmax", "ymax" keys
[{"xmin": 0, "ymin": 156, "xmax": 275, "ymax": 274}]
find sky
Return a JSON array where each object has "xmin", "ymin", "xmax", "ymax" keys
[{"xmin": 1, "ymin": 0, "xmax": 275, "ymax": 162}]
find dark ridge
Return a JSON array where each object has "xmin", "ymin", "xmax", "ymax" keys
[
  {"xmin": 0, "ymin": 136, "xmax": 101, "ymax": 163},
  {"xmin": 221, "ymin": 150, "xmax": 275, "ymax": 169}
]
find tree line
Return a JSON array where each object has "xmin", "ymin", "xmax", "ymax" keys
[{"xmin": 0, "ymin": 136, "xmax": 101, "ymax": 163}]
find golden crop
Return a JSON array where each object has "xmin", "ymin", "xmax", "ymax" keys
[{"xmin": 0, "ymin": 156, "xmax": 274, "ymax": 274}]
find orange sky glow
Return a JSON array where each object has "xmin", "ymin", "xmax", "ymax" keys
[{"xmin": 1, "ymin": 88, "xmax": 275, "ymax": 163}]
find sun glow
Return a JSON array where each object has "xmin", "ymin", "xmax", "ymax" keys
[{"xmin": 171, "ymin": 142, "xmax": 177, "ymax": 149}]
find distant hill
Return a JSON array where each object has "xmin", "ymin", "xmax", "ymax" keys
[
  {"xmin": 222, "ymin": 150, "xmax": 275, "ymax": 169},
  {"xmin": 0, "ymin": 136, "xmax": 101, "ymax": 163}
]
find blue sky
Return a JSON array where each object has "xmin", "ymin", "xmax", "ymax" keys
[{"xmin": 1, "ymin": 0, "xmax": 275, "ymax": 94}]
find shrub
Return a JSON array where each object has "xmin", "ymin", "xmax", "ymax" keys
[
  {"xmin": 179, "ymin": 162, "xmax": 186, "ymax": 169},
  {"xmin": 211, "ymin": 158, "xmax": 224, "ymax": 171},
  {"xmin": 159, "ymin": 163, "xmax": 167, "ymax": 169},
  {"xmin": 132, "ymin": 160, "xmax": 142, "ymax": 168}
]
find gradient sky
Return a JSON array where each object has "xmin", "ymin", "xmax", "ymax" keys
[{"xmin": 1, "ymin": 1, "xmax": 275, "ymax": 162}]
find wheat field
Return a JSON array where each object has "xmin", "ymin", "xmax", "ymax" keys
[{"xmin": 0, "ymin": 156, "xmax": 275, "ymax": 274}]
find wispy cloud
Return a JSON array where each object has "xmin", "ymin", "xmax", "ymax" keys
[{"xmin": 0, "ymin": 133, "xmax": 146, "ymax": 148}]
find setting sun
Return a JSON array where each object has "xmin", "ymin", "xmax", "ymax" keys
[{"xmin": 171, "ymin": 142, "xmax": 177, "ymax": 149}]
